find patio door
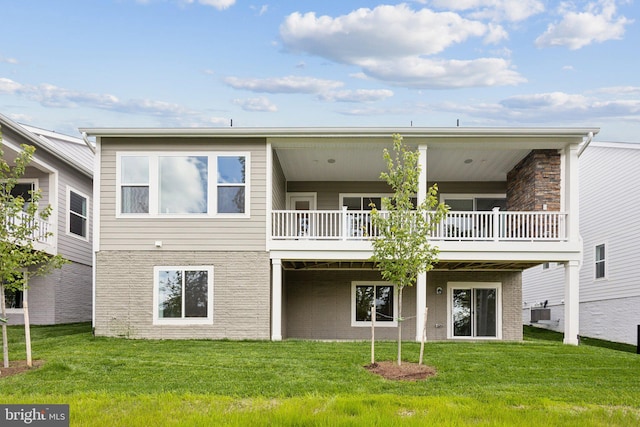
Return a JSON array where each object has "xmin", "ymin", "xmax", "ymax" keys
[
  {"xmin": 287, "ymin": 193, "xmax": 316, "ymax": 237},
  {"xmin": 448, "ymin": 283, "xmax": 501, "ymax": 339}
]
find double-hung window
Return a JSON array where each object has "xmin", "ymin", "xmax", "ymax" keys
[
  {"xmin": 117, "ymin": 153, "xmax": 249, "ymax": 216},
  {"xmin": 68, "ymin": 187, "xmax": 89, "ymax": 239},
  {"xmin": 153, "ymin": 266, "xmax": 213, "ymax": 324},
  {"xmin": 351, "ymin": 282, "xmax": 397, "ymax": 327},
  {"xmin": 595, "ymin": 244, "xmax": 606, "ymax": 279}
]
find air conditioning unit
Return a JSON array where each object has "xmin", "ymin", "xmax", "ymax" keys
[{"xmin": 530, "ymin": 308, "xmax": 551, "ymax": 323}]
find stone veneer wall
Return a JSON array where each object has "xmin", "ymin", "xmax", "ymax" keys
[{"xmin": 506, "ymin": 149, "xmax": 561, "ymax": 211}]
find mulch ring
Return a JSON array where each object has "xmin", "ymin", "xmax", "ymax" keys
[
  {"xmin": 365, "ymin": 361, "xmax": 437, "ymax": 381},
  {"xmin": 0, "ymin": 360, "xmax": 44, "ymax": 378}
]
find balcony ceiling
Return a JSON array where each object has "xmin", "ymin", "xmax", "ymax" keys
[{"xmin": 274, "ymin": 146, "xmax": 532, "ymax": 182}]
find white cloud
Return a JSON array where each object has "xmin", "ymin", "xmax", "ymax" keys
[
  {"xmin": 0, "ymin": 77, "xmax": 23, "ymax": 93},
  {"xmin": 535, "ymin": 0, "xmax": 632, "ymax": 49},
  {"xmin": 223, "ymin": 75, "xmax": 343, "ymax": 94},
  {"xmin": 280, "ymin": 4, "xmax": 489, "ymax": 61},
  {"xmin": 181, "ymin": 0, "xmax": 236, "ymax": 10},
  {"xmin": 232, "ymin": 97, "xmax": 278, "ymax": 112},
  {"xmin": 318, "ymin": 89, "xmax": 394, "ymax": 103},
  {"xmin": 358, "ymin": 57, "xmax": 526, "ymax": 89},
  {"xmin": 428, "ymin": 0, "xmax": 545, "ymax": 22},
  {"xmin": 0, "ymin": 56, "xmax": 18, "ymax": 64},
  {"xmin": 279, "ymin": 4, "xmax": 523, "ymax": 89}
]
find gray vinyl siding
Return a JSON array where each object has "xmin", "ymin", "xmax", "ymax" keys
[
  {"xmin": 99, "ymin": 137, "xmax": 267, "ymax": 251},
  {"xmin": 94, "ymin": 250, "xmax": 271, "ymax": 339},
  {"xmin": 579, "ymin": 144, "xmax": 640, "ymax": 302},
  {"xmin": 57, "ymin": 166, "xmax": 93, "ymax": 266},
  {"xmin": 272, "ymin": 151, "xmax": 286, "ymax": 210}
]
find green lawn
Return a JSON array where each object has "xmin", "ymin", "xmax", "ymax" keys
[{"xmin": 2, "ymin": 323, "xmax": 640, "ymax": 426}]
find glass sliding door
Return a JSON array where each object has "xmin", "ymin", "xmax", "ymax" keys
[{"xmin": 449, "ymin": 283, "xmax": 501, "ymax": 339}]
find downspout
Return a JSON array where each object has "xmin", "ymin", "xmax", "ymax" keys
[
  {"xmin": 82, "ymin": 132, "xmax": 96, "ymax": 154},
  {"xmin": 577, "ymin": 131, "xmax": 594, "ymax": 157}
]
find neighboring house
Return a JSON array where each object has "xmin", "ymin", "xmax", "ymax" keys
[
  {"xmin": 81, "ymin": 126, "xmax": 597, "ymax": 343},
  {"xmin": 523, "ymin": 141, "xmax": 640, "ymax": 346},
  {"xmin": 1, "ymin": 113, "xmax": 94, "ymax": 325}
]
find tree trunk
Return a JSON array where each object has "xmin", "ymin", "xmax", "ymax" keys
[
  {"xmin": 397, "ymin": 286, "xmax": 403, "ymax": 366},
  {"xmin": 1, "ymin": 283, "xmax": 9, "ymax": 368},
  {"xmin": 23, "ymin": 273, "xmax": 32, "ymax": 368}
]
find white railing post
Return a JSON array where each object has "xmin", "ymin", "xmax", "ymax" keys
[
  {"xmin": 341, "ymin": 206, "xmax": 348, "ymax": 241},
  {"xmin": 492, "ymin": 207, "xmax": 500, "ymax": 242}
]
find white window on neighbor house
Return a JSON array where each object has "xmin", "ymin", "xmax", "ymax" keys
[
  {"xmin": 3, "ymin": 288, "xmax": 23, "ymax": 311},
  {"xmin": 448, "ymin": 282, "xmax": 502, "ymax": 339},
  {"xmin": 153, "ymin": 266, "xmax": 213, "ymax": 325},
  {"xmin": 117, "ymin": 153, "xmax": 249, "ymax": 217},
  {"xmin": 6, "ymin": 179, "xmax": 38, "ymax": 211},
  {"xmin": 67, "ymin": 187, "xmax": 89, "ymax": 239},
  {"xmin": 595, "ymin": 244, "xmax": 606, "ymax": 279},
  {"xmin": 351, "ymin": 281, "xmax": 397, "ymax": 327}
]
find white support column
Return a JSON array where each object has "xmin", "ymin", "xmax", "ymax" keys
[
  {"xmin": 416, "ymin": 144, "xmax": 429, "ymax": 342},
  {"xmin": 563, "ymin": 144, "xmax": 580, "ymax": 242},
  {"xmin": 563, "ymin": 260, "xmax": 580, "ymax": 345},
  {"xmin": 271, "ymin": 258, "xmax": 283, "ymax": 341},
  {"xmin": 415, "ymin": 271, "xmax": 427, "ymax": 342}
]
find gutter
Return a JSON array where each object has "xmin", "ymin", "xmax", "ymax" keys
[
  {"xmin": 577, "ymin": 131, "xmax": 594, "ymax": 157},
  {"xmin": 82, "ymin": 132, "xmax": 96, "ymax": 154}
]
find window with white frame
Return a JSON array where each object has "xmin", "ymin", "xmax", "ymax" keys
[
  {"xmin": 5, "ymin": 180, "xmax": 37, "ymax": 211},
  {"xmin": 153, "ymin": 266, "xmax": 213, "ymax": 324},
  {"xmin": 441, "ymin": 194, "xmax": 506, "ymax": 211},
  {"xmin": 448, "ymin": 282, "xmax": 502, "ymax": 339},
  {"xmin": 351, "ymin": 282, "xmax": 397, "ymax": 327},
  {"xmin": 117, "ymin": 153, "xmax": 249, "ymax": 216},
  {"xmin": 595, "ymin": 244, "xmax": 606, "ymax": 279},
  {"xmin": 68, "ymin": 187, "xmax": 89, "ymax": 239}
]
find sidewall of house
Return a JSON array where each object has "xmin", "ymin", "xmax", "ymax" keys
[{"xmin": 95, "ymin": 250, "xmax": 270, "ymax": 339}]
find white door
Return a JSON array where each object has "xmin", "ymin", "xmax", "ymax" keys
[{"xmin": 287, "ymin": 193, "xmax": 317, "ymax": 237}]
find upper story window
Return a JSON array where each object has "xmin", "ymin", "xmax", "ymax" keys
[
  {"xmin": 595, "ymin": 243, "xmax": 606, "ymax": 279},
  {"xmin": 117, "ymin": 153, "xmax": 249, "ymax": 217},
  {"xmin": 5, "ymin": 180, "xmax": 37, "ymax": 211},
  {"xmin": 68, "ymin": 187, "xmax": 89, "ymax": 239}
]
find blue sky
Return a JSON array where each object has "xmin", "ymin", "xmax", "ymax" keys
[{"xmin": 1, "ymin": 0, "xmax": 638, "ymax": 142}]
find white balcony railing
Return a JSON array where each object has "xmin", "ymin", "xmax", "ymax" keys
[
  {"xmin": 271, "ymin": 208, "xmax": 567, "ymax": 242},
  {"xmin": 4, "ymin": 211, "xmax": 54, "ymax": 247}
]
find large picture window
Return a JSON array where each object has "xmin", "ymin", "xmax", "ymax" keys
[
  {"xmin": 153, "ymin": 266, "xmax": 213, "ymax": 325},
  {"xmin": 448, "ymin": 282, "xmax": 502, "ymax": 339},
  {"xmin": 351, "ymin": 282, "xmax": 397, "ymax": 327},
  {"xmin": 68, "ymin": 187, "xmax": 89, "ymax": 239},
  {"xmin": 117, "ymin": 153, "xmax": 249, "ymax": 216}
]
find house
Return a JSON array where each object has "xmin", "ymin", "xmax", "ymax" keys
[
  {"xmin": 1, "ymin": 113, "xmax": 94, "ymax": 325},
  {"xmin": 80, "ymin": 126, "xmax": 598, "ymax": 343},
  {"xmin": 522, "ymin": 141, "xmax": 640, "ymax": 346}
]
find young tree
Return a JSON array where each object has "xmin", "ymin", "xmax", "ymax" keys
[
  {"xmin": 1, "ymin": 131, "xmax": 68, "ymax": 368},
  {"xmin": 370, "ymin": 133, "xmax": 448, "ymax": 366}
]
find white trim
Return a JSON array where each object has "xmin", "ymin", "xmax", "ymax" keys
[
  {"xmin": 115, "ymin": 151, "xmax": 251, "ymax": 218},
  {"xmin": 152, "ymin": 266, "xmax": 214, "ymax": 325},
  {"xmin": 92, "ymin": 137, "xmax": 101, "ymax": 329},
  {"xmin": 65, "ymin": 186, "xmax": 90, "ymax": 241},
  {"xmin": 446, "ymin": 281, "xmax": 502, "ymax": 340},
  {"xmin": 351, "ymin": 281, "xmax": 398, "ymax": 327}
]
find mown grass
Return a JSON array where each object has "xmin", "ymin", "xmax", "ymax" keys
[{"xmin": 2, "ymin": 323, "xmax": 640, "ymax": 426}]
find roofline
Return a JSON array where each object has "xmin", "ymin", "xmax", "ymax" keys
[
  {"xmin": 79, "ymin": 126, "xmax": 600, "ymax": 139},
  {"xmin": 0, "ymin": 113, "xmax": 93, "ymax": 178}
]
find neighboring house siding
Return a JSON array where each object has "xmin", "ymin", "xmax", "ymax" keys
[
  {"xmin": 57, "ymin": 166, "xmax": 93, "ymax": 266},
  {"xmin": 99, "ymin": 138, "xmax": 267, "ymax": 251},
  {"xmin": 94, "ymin": 250, "xmax": 271, "ymax": 339}
]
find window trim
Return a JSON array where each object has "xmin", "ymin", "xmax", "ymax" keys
[
  {"xmin": 447, "ymin": 282, "xmax": 502, "ymax": 340},
  {"xmin": 66, "ymin": 186, "xmax": 90, "ymax": 241},
  {"xmin": 340, "ymin": 193, "xmax": 393, "ymax": 210},
  {"xmin": 152, "ymin": 266, "xmax": 214, "ymax": 325},
  {"xmin": 116, "ymin": 152, "xmax": 250, "ymax": 218},
  {"xmin": 595, "ymin": 243, "xmax": 606, "ymax": 280},
  {"xmin": 351, "ymin": 281, "xmax": 398, "ymax": 327}
]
